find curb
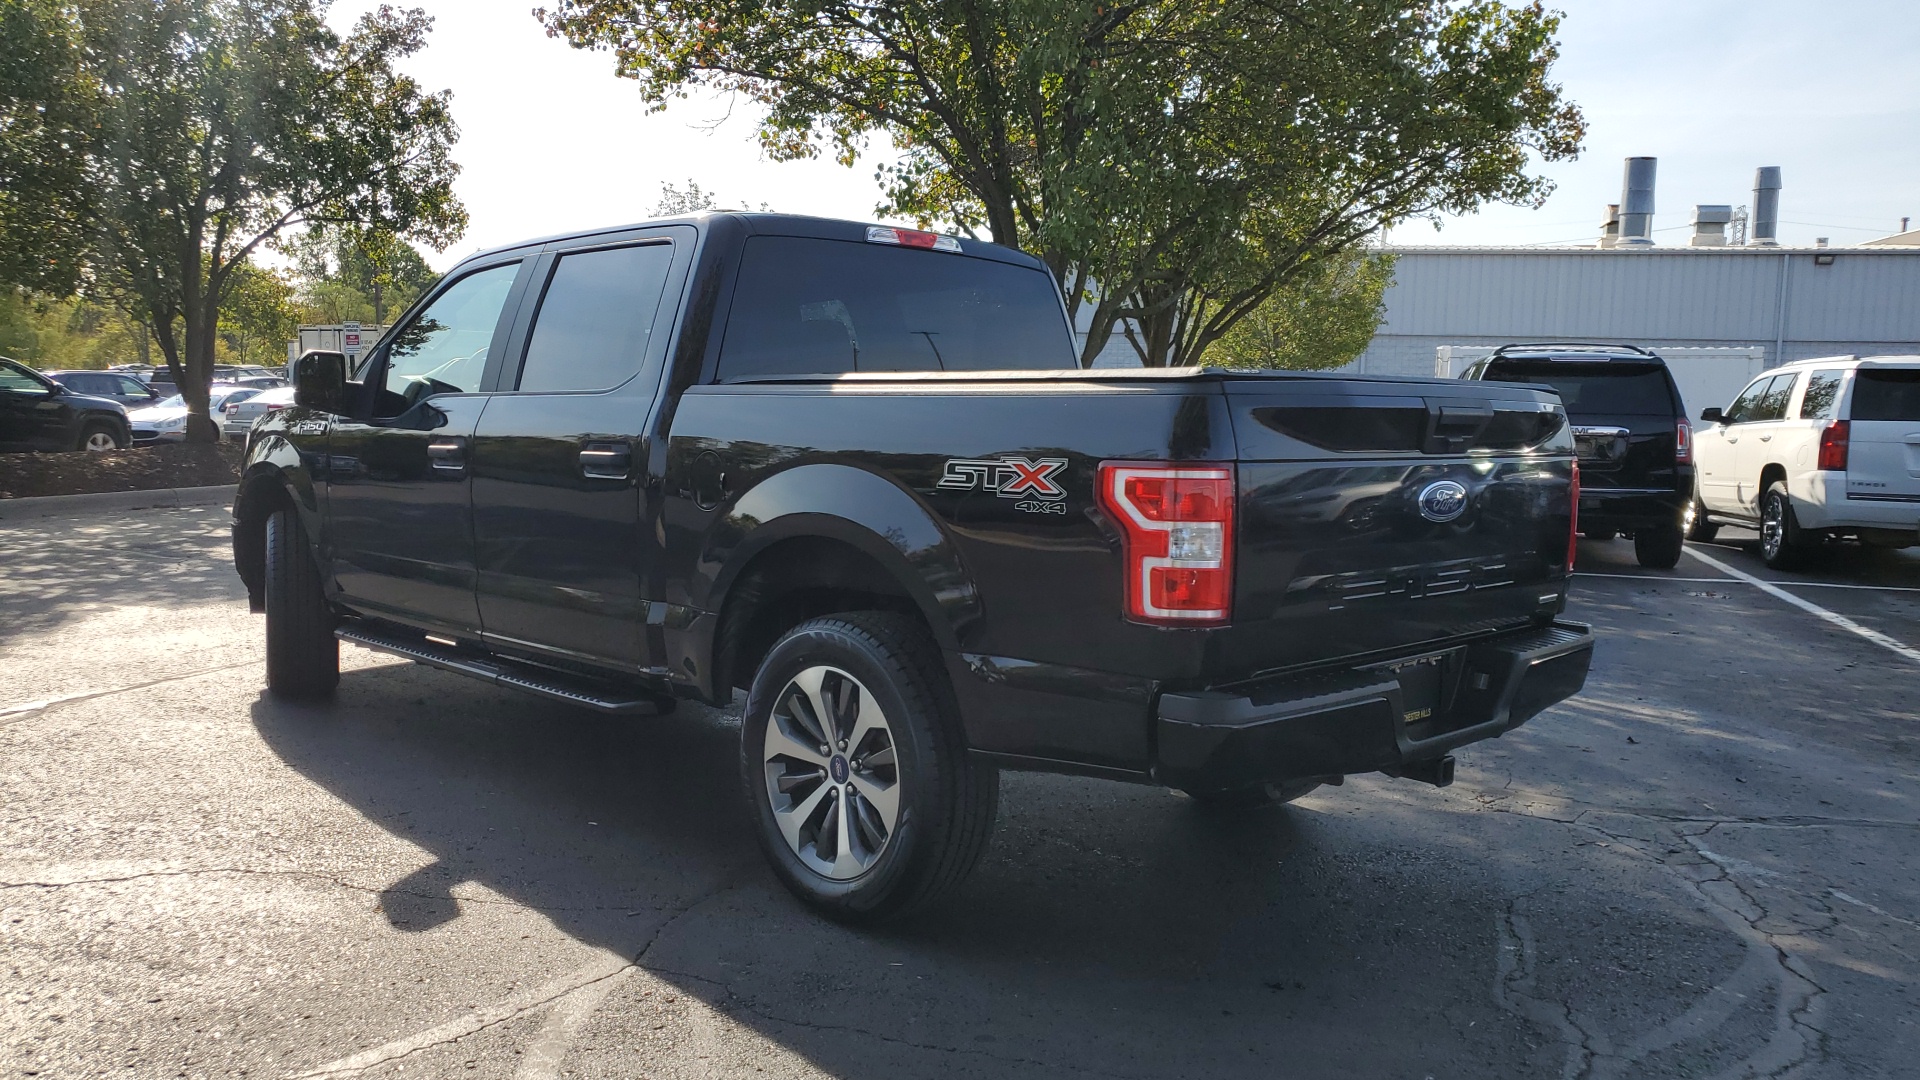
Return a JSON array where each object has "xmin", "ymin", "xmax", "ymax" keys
[{"xmin": 0, "ymin": 484, "xmax": 235, "ymax": 521}]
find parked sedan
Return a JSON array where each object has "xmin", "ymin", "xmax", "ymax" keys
[
  {"xmin": 220, "ymin": 385, "xmax": 295, "ymax": 440},
  {"xmin": 128, "ymin": 385, "xmax": 260, "ymax": 444},
  {"xmin": 45, "ymin": 369, "xmax": 163, "ymax": 407},
  {"xmin": 0, "ymin": 357, "xmax": 132, "ymax": 451}
]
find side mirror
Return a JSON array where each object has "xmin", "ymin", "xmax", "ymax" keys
[
  {"xmin": 1699, "ymin": 407, "xmax": 1724, "ymax": 424},
  {"xmin": 294, "ymin": 350, "xmax": 348, "ymax": 414}
]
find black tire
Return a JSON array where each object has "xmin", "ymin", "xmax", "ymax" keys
[
  {"xmin": 1633, "ymin": 522, "xmax": 1685, "ymax": 569},
  {"xmin": 1183, "ymin": 779, "xmax": 1323, "ymax": 810},
  {"xmin": 741, "ymin": 612, "xmax": 998, "ymax": 923},
  {"xmin": 1580, "ymin": 528, "xmax": 1617, "ymax": 542},
  {"xmin": 265, "ymin": 508, "xmax": 339, "ymax": 698},
  {"xmin": 1683, "ymin": 496, "xmax": 1718, "ymax": 543},
  {"xmin": 1759, "ymin": 482, "xmax": 1817, "ymax": 571},
  {"xmin": 76, "ymin": 421, "xmax": 124, "ymax": 452}
]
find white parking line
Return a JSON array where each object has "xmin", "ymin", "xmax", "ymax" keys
[
  {"xmin": 1682, "ymin": 546, "xmax": 1920, "ymax": 666},
  {"xmin": 1577, "ymin": 572, "xmax": 1920, "ymax": 593}
]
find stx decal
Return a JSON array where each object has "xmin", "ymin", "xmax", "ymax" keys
[{"xmin": 937, "ymin": 456, "xmax": 1070, "ymax": 501}]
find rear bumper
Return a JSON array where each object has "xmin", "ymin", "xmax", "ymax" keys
[
  {"xmin": 1577, "ymin": 486, "xmax": 1687, "ymax": 530},
  {"xmin": 1154, "ymin": 621, "xmax": 1593, "ymax": 792},
  {"xmin": 1794, "ymin": 473, "xmax": 1920, "ymax": 532}
]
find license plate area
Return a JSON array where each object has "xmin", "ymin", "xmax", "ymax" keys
[{"xmin": 1364, "ymin": 647, "xmax": 1468, "ymax": 741}]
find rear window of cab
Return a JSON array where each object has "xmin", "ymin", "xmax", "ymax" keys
[{"xmin": 1481, "ymin": 361, "xmax": 1678, "ymax": 417}]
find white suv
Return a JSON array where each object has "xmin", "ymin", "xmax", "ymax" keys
[{"xmin": 1689, "ymin": 355, "xmax": 1920, "ymax": 569}]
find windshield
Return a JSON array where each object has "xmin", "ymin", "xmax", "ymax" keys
[
  {"xmin": 1851, "ymin": 368, "xmax": 1920, "ymax": 421},
  {"xmin": 1482, "ymin": 361, "xmax": 1677, "ymax": 416}
]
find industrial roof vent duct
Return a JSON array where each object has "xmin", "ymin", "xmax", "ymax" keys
[
  {"xmin": 1598, "ymin": 204, "xmax": 1621, "ymax": 248},
  {"xmin": 1750, "ymin": 166, "xmax": 1782, "ymax": 246},
  {"xmin": 1617, "ymin": 157, "xmax": 1657, "ymax": 246},
  {"xmin": 1690, "ymin": 205, "xmax": 1732, "ymax": 247}
]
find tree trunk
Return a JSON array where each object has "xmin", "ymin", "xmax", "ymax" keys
[{"xmin": 178, "ymin": 299, "xmax": 221, "ymax": 443}]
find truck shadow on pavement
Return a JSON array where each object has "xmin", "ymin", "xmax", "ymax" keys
[{"xmin": 249, "ymin": 657, "xmax": 1760, "ymax": 1079}]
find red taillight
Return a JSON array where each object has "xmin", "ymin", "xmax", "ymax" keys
[
  {"xmin": 1567, "ymin": 459, "xmax": 1580, "ymax": 570},
  {"xmin": 1817, "ymin": 420, "xmax": 1849, "ymax": 470},
  {"xmin": 1674, "ymin": 419, "xmax": 1692, "ymax": 464},
  {"xmin": 1097, "ymin": 462, "xmax": 1234, "ymax": 625},
  {"xmin": 221, "ymin": 403, "xmax": 236, "ymax": 414},
  {"xmin": 266, "ymin": 403, "xmax": 287, "ymax": 411}
]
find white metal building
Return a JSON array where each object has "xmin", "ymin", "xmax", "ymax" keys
[{"xmin": 1343, "ymin": 244, "xmax": 1920, "ymax": 411}]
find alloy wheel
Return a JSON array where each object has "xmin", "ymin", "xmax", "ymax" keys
[
  {"xmin": 1761, "ymin": 495, "xmax": 1784, "ymax": 560},
  {"xmin": 83, "ymin": 431, "xmax": 117, "ymax": 451},
  {"xmin": 761, "ymin": 665, "xmax": 901, "ymax": 880}
]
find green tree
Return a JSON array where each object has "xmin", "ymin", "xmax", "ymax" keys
[
  {"xmin": 291, "ymin": 225, "xmax": 439, "ymax": 326},
  {"xmin": 2, "ymin": 0, "xmax": 466, "ymax": 440},
  {"xmin": 216, "ymin": 264, "xmax": 304, "ymax": 368},
  {"xmin": 538, "ymin": 0, "xmax": 1581, "ymax": 367},
  {"xmin": 0, "ymin": 0, "xmax": 95, "ymax": 296},
  {"xmin": 1203, "ymin": 252, "xmax": 1395, "ymax": 371}
]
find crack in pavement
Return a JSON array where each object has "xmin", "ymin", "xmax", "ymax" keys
[
  {"xmin": 282, "ymin": 868, "xmax": 753, "ymax": 1079},
  {"xmin": 1466, "ymin": 784, "xmax": 1836, "ymax": 1080},
  {"xmin": 0, "ymin": 866, "xmax": 671, "ymax": 916},
  {"xmin": 0, "ymin": 660, "xmax": 261, "ymax": 726},
  {"xmin": 636, "ymin": 961, "xmax": 1143, "ymax": 1080}
]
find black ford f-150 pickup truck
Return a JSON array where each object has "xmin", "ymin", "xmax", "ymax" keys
[{"xmin": 232, "ymin": 213, "xmax": 1593, "ymax": 921}]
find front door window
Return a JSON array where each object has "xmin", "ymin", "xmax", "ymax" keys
[{"xmin": 380, "ymin": 263, "xmax": 520, "ymax": 412}]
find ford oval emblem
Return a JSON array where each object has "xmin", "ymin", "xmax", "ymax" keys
[{"xmin": 1417, "ymin": 480, "xmax": 1469, "ymax": 523}]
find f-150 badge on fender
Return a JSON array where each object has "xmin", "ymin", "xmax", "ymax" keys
[{"xmin": 938, "ymin": 456, "xmax": 1069, "ymax": 512}]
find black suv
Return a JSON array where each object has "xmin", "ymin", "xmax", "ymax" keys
[
  {"xmin": 0, "ymin": 357, "xmax": 133, "ymax": 452},
  {"xmin": 1462, "ymin": 343, "xmax": 1692, "ymax": 568}
]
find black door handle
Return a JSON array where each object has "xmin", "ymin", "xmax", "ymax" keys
[
  {"xmin": 427, "ymin": 436, "xmax": 467, "ymax": 474},
  {"xmin": 580, "ymin": 441, "xmax": 631, "ymax": 480}
]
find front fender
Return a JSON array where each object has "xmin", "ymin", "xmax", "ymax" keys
[{"xmin": 232, "ymin": 428, "xmax": 326, "ymax": 606}]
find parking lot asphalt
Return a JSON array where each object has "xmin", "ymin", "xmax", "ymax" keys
[{"xmin": 3, "ymin": 506, "xmax": 1916, "ymax": 1079}]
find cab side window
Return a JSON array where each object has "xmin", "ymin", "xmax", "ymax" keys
[
  {"xmin": 0, "ymin": 361, "xmax": 50, "ymax": 395},
  {"xmin": 1797, "ymin": 371, "xmax": 1845, "ymax": 420},
  {"xmin": 514, "ymin": 243, "xmax": 675, "ymax": 393},
  {"xmin": 1751, "ymin": 373, "xmax": 1796, "ymax": 421},
  {"xmin": 379, "ymin": 262, "xmax": 521, "ymax": 412}
]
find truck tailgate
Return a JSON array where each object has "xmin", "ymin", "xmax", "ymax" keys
[{"xmin": 1220, "ymin": 378, "xmax": 1574, "ymax": 674}]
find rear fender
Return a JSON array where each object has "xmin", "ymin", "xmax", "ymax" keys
[{"xmin": 674, "ymin": 464, "xmax": 977, "ymax": 697}]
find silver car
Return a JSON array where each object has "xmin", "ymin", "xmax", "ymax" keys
[
  {"xmin": 221, "ymin": 385, "xmax": 296, "ymax": 440},
  {"xmin": 128, "ymin": 384, "xmax": 259, "ymax": 444}
]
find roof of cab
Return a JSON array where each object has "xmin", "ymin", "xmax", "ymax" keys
[{"xmin": 449, "ymin": 211, "xmax": 1045, "ymax": 273}]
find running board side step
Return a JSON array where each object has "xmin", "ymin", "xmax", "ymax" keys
[{"xmin": 335, "ymin": 625, "xmax": 673, "ymax": 716}]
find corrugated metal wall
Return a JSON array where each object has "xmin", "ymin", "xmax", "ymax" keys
[{"xmin": 1350, "ymin": 247, "xmax": 1920, "ymax": 377}]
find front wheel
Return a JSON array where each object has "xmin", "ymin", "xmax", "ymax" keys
[
  {"xmin": 1759, "ymin": 483, "xmax": 1817, "ymax": 571},
  {"xmin": 1634, "ymin": 522, "xmax": 1685, "ymax": 569},
  {"xmin": 742, "ymin": 613, "xmax": 998, "ymax": 923},
  {"xmin": 77, "ymin": 422, "xmax": 124, "ymax": 452},
  {"xmin": 264, "ymin": 508, "xmax": 339, "ymax": 698}
]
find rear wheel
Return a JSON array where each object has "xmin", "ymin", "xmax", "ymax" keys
[
  {"xmin": 1683, "ymin": 496, "xmax": 1718, "ymax": 543},
  {"xmin": 1581, "ymin": 527, "xmax": 1617, "ymax": 542},
  {"xmin": 742, "ymin": 612, "xmax": 997, "ymax": 923},
  {"xmin": 1634, "ymin": 522, "xmax": 1685, "ymax": 569},
  {"xmin": 1759, "ymin": 482, "xmax": 1817, "ymax": 571},
  {"xmin": 77, "ymin": 422, "xmax": 123, "ymax": 452},
  {"xmin": 265, "ymin": 508, "xmax": 339, "ymax": 698},
  {"xmin": 1183, "ymin": 779, "xmax": 1323, "ymax": 810}
]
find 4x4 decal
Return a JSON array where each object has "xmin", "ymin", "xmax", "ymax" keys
[{"xmin": 937, "ymin": 456, "xmax": 1069, "ymax": 505}]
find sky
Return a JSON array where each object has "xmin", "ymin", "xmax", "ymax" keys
[{"xmin": 327, "ymin": 0, "xmax": 1920, "ymax": 269}]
